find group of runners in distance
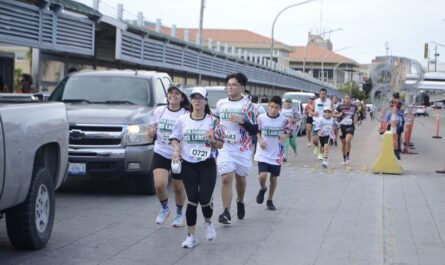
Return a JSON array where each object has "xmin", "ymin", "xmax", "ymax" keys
[{"xmin": 147, "ymin": 72, "xmax": 361, "ymax": 249}]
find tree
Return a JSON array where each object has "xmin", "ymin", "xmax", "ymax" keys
[{"xmin": 337, "ymin": 81, "xmax": 367, "ymax": 101}]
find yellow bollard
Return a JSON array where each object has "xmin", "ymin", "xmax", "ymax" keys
[{"xmin": 372, "ymin": 131, "xmax": 402, "ymax": 174}]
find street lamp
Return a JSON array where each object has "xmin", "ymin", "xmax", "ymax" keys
[
  {"xmin": 270, "ymin": 0, "xmax": 316, "ymax": 66},
  {"xmin": 320, "ymin": 46, "xmax": 350, "ymax": 82},
  {"xmin": 302, "ymin": 27, "xmax": 343, "ymax": 73},
  {"xmin": 333, "ymin": 60, "xmax": 351, "ymax": 87}
]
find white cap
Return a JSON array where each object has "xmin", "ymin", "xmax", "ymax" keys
[
  {"xmin": 323, "ymin": 106, "xmax": 332, "ymax": 112},
  {"xmin": 190, "ymin": 87, "xmax": 207, "ymax": 99}
]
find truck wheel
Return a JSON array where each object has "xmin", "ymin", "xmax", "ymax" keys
[
  {"xmin": 134, "ymin": 172, "xmax": 156, "ymax": 195},
  {"xmin": 5, "ymin": 168, "xmax": 55, "ymax": 249}
]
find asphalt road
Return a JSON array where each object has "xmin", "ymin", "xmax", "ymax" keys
[{"xmin": 1, "ymin": 110, "xmax": 444, "ymax": 265}]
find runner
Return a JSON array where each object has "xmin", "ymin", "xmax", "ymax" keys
[
  {"xmin": 314, "ymin": 106, "xmax": 335, "ymax": 168},
  {"xmin": 304, "ymin": 96, "xmax": 315, "ymax": 147},
  {"xmin": 170, "ymin": 87, "xmax": 225, "ymax": 248},
  {"xmin": 215, "ymin": 72, "xmax": 258, "ymax": 224},
  {"xmin": 281, "ymin": 95, "xmax": 300, "ymax": 160},
  {"xmin": 312, "ymin": 88, "xmax": 332, "ymax": 160},
  {"xmin": 331, "ymin": 95, "xmax": 340, "ymax": 146},
  {"xmin": 255, "ymin": 96, "xmax": 292, "ymax": 210},
  {"xmin": 334, "ymin": 94, "xmax": 358, "ymax": 165},
  {"xmin": 148, "ymin": 84, "xmax": 189, "ymax": 226}
]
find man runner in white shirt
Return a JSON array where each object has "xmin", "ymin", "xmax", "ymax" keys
[
  {"xmin": 215, "ymin": 72, "xmax": 258, "ymax": 224},
  {"xmin": 312, "ymin": 88, "xmax": 332, "ymax": 160}
]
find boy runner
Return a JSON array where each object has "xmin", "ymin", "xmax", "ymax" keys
[{"xmin": 255, "ymin": 96, "xmax": 293, "ymax": 210}]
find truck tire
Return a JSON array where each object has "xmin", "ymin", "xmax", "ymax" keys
[
  {"xmin": 134, "ymin": 172, "xmax": 156, "ymax": 195},
  {"xmin": 5, "ymin": 167, "xmax": 55, "ymax": 249}
]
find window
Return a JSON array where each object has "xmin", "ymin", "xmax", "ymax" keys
[
  {"xmin": 61, "ymin": 76, "xmax": 151, "ymax": 106},
  {"xmin": 154, "ymin": 78, "xmax": 166, "ymax": 104}
]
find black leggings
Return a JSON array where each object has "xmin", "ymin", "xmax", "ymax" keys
[{"xmin": 181, "ymin": 158, "xmax": 217, "ymax": 226}]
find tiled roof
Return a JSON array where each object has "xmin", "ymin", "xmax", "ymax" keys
[
  {"xmin": 147, "ymin": 26, "xmax": 292, "ymax": 51},
  {"xmin": 290, "ymin": 46, "xmax": 358, "ymax": 65}
]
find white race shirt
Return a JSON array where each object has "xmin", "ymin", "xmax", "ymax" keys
[
  {"xmin": 255, "ymin": 113, "xmax": 290, "ymax": 165},
  {"xmin": 215, "ymin": 96, "xmax": 258, "ymax": 158},
  {"xmin": 314, "ymin": 116, "xmax": 335, "ymax": 138},
  {"xmin": 170, "ymin": 114, "xmax": 225, "ymax": 163},
  {"xmin": 150, "ymin": 106, "xmax": 188, "ymax": 159},
  {"xmin": 314, "ymin": 98, "xmax": 332, "ymax": 121}
]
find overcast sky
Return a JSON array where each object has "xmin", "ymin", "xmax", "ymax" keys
[{"xmin": 92, "ymin": 0, "xmax": 445, "ymax": 65}]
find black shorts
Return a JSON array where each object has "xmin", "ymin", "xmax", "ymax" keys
[
  {"xmin": 340, "ymin": 125, "xmax": 355, "ymax": 139},
  {"xmin": 258, "ymin": 161, "xmax": 281, "ymax": 176},
  {"xmin": 319, "ymin": 136, "xmax": 330, "ymax": 147},
  {"xmin": 306, "ymin": 116, "xmax": 313, "ymax": 124},
  {"xmin": 152, "ymin": 152, "xmax": 181, "ymax": 180}
]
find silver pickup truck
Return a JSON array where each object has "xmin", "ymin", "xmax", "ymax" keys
[
  {"xmin": 0, "ymin": 97, "xmax": 69, "ymax": 249},
  {"xmin": 50, "ymin": 70, "xmax": 172, "ymax": 195}
]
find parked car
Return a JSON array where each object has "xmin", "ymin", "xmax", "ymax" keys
[
  {"xmin": 0, "ymin": 97, "xmax": 69, "ymax": 249},
  {"xmin": 415, "ymin": 105, "xmax": 428, "ymax": 117},
  {"xmin": 183, "ymin": 86, "xmax": 227, "ymax": 114},
  {"xmin": 50, "ymin": 70, "xmax": 173, "ymax": 195}
]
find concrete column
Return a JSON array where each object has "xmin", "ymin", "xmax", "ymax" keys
[
  {"xmin": 184, "ymin": 29, "xmax": 189, "ymax": 42},
  {"xmin": 137, "ymin": 12, "xmax": 144, "ymax": 27},
  {"xmin": 216, "ymin": 41, "xmax": 221, "ymax": 52},
  {"xmin": 224, "ymin": 43, "xmax": 228, "ymax": 54},
  {"xmin": 117, "ymin": 4, "xmax": 123, "ymax": 20},
  {"xmin": 171, "ymin": 24, "xmax": 176, "ymax": 38},
  {"xmin": 207, "ymin": 38, "xmax": 213, "ymax": 49},
  {"xmin": 155, "ymin": 18, "xmax": 162, "ymax": 32}
]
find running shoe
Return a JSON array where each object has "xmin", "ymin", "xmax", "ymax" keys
[
  {"xmin": 346, "ymin": 158, "xmax": 351, "ymax": 164},
  {"xmin": 237, "ymin": 201, "xmax": 245, "ymax": 220},
  {"xmin": 206, "ymin": 222, "xmax": 216, "ymax": 241},
  {"xmin": 342, "ymin": 160, "xmax": 347, "ymax": 165},
  {"xmin": 322, "ymin": 160, "xmax": 329, "ymax": 168},
  {"xmin": 181, "ymin": 234, "xmax": 196, "ymax": 248},
  {"xmin": 307, "ymin": 143, "xmax": 312, "ymax": 147},
  {"xmin": 317, "ymin": 153, "xmax": 323, "ymax": 160},
  {"xmin": 266, "ymin": 200, "xmax": 276, "ymax": 211},
  {"xmin": 256, "ymin": 187, "xmax": 267, "ymax": 204},
  {"xmin": 171, "ymin": 213, "xmax": 185, "ymax": 227},
  {"xmin": 313, "ymin": 147, "xmax": 319, "ymax": 156},
  {"xmin": 155, "ymin": 208, "xmax": 171, "ymax": 225},
  {"xmin": 218, "ymin": 210, "xmax": 231, "ymax": 225}
]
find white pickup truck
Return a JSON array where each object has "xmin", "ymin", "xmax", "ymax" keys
[{"xmin": 0, "ymin": 95, "xmax": 69, "ymax": 249}]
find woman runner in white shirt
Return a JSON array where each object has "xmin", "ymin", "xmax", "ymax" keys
[
  {"xmin": 148, "ymin": 84, "xmax": 190, "ymax": 226},
  {"xmin": 170, "ymin": 87, "xmax": 225, "ymax": 249}
]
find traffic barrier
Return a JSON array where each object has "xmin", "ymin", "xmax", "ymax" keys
[
  {"xmin": 372, "ymin": 131, "xmax": 403, "ymax": 175},
  {"xmin": 402, "ymin": 110, "xmax": 417, "ymax": 154},
  {"xmin": 432, "ymin": 110, "xmax": 442, "ymax": 139}
]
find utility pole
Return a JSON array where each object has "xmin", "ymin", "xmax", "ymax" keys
[
  {"xmin": 385, "ymin": 42, "xmax": 390, "ymax": 56},
  {"xmin": 198, "ymin": 0, "xmax": 205, "ymax": 47},
  {"xmin": 434, "ymin": 44, "xmax": 439, "ymax": 72}
]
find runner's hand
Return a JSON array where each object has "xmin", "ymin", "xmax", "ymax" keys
[
  {"xmin": 259, "ymin": 139, "xmax": 267, "ymax": 149},
  {"xmin": 148, "ymin": 124, "xmax": 157, "ymax": 138}
]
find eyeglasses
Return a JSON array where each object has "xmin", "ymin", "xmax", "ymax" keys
[{"xmin": 226, "ymin": 83, "xmax": 242, "ymax": 88}]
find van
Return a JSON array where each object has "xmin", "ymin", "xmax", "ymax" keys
[{"xmin": 283, "ymin": 92, "xmax": 316, "ymax": 104}]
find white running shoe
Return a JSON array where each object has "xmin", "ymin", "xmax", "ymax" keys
[
  {"xmin": 171, "ymin": 213, "xmax": 185, "ymax": 227},
  {"xmin": 341, "ymin": 160, "xmax": 347, "ymax": 165},
  {"xmin": 182, "ymin": 234, "xmax": 196, "ymax": 248},
  {"xmin": 322, "ymin": 160, "xmax": 328, "ymax": 168},
  {"xmin": 318, "ymin": 153, "xmax": 323, "ymax": 160},
  {"xmin": 346, "ymin": 158, "xmax": 351, "ymax": 164},
  {"xmin": 206, "ymin": 222, "xmax": 216, "ymax": 241},
  {"xmin": 155, "ymin": 208, "xmax": 171, "ymax": 225}
]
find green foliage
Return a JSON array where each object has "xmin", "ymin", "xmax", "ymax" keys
[
  {"xmin": 337, "ymin": 81, "xmax": 367, "ymax": 101},
  {"xmin": 14, "ymin": 68, "xmax": 22, "ymax": 90}
]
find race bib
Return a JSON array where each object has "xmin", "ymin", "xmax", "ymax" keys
[
  {"xmin": 225, "ymin": 130, "xmax": 238, "ymax": 143},
  {"xmin": 342, "ymin": 118, "xmax": 352, "ymax": 125},
  {"xmin": 189, "ymin": 145, "xmax": 211, "ymax": 161},
  {"xmin": 159, "ymin": 131, "xmax": 171, "ymax": 144}
]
